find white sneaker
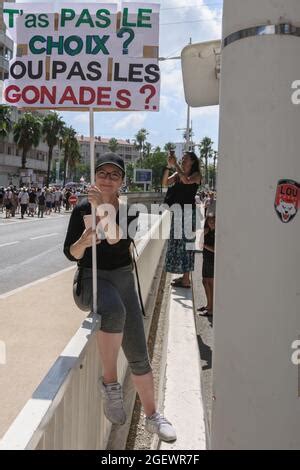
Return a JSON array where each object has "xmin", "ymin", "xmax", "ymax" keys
[
  {"xmin": 145, "ymin": 412, "xmax": 177, "ymax": 442},
  {"xmin": 98, "ymin": 378, "xmax": 126, "ymax": 425}
]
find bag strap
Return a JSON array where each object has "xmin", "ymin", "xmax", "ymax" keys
[{"xmin": 131, "ymin": 240, "xmax": 146, "ymax": 317}]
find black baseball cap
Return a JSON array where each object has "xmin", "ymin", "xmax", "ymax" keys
[{"xmin": 95, "ymin": 153, "xmax": 125, "ymax": 175}]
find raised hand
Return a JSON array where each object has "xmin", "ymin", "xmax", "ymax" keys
[
  {"xmin": 80, "ymin": 227, "xmax": 101, "ymax": 248},
  {"xmin": 168, "ymin": 155, "xmax": 177, "ymax": 168},
  {"xmin": 87, "ymin": 185, "xmax": 104, "ymax": 208}
]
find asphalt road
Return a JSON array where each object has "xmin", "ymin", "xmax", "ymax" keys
[
  {"xmin": 0, "ymin": 212, "xmax": 72, "ymax": 295},
  {"xmin": 0, "ymin": 210, "xmax": 159, "ymax": 295}
]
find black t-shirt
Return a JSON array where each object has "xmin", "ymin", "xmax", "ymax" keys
[
  {"xmin": 166, "ymin": 176, "xmax": 198, "ymax": 208},
  {"xmin": 38, "ymin": 194, "xmax": 46, "ymax": 205},
  {"xmin": 63, "ymin": 198, "xmax": 139, "ymax": 270}
]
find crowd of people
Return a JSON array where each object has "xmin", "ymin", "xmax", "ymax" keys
[{"xmin": 0, "ymin": 185, "xmax": 86, "ymax": 219}]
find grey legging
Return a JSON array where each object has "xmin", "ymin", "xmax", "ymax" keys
[{"xmin": 73, "ymin": 264, "xmax": 151, "ymax": 376}]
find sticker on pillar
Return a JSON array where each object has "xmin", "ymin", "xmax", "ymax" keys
[{"xmin": 274, "ymin": 179, "xmax": 299, "ymax": 223}]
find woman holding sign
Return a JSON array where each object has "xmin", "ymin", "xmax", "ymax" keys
[{"xmin": 64, "ymin": 153, "xmax": 176, "ymax": 443}]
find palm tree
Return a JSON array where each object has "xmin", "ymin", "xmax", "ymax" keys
[
  {"xmin": 134, "ymin": 128, "xmax": 149, "ymax": 164},
  {"xmin": 144, "ymin": 142, "xmax": 152, "ymax": 157},
  {"xmin": 164, "ymin": 142, "xmax": 176, "ymax": 153},
  {"xmin": 42, "ymin": 112, "xmax": 65, "ymax": 187},
  {"xmin": 68, "ymin": 139, "xmax": 81, "ymax": 180},
  {"xmin": 0, "ymin": 105, "xmax": 12, "ymax": 139},
  {"xmin": 199, "ymin": 137, "xmax": 213, "ymax": 186},
  {"xmin": 61, "ymin": 126, "xmax": 80, "ymax": 187},
  {"xmin": 13, "ymin": 112, "xmax": 42, "ymax": 169},
  {"xmin": 108, "ymin": 137, "xmax": 119, "ymax": 153}
]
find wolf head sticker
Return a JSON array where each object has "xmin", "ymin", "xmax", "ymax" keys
[{"xmin": 274, "ymin": 180, "xmax": 299, "ymax": 223}]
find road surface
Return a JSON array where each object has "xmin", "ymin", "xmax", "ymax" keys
[{"xmin": 0, "ymin": 210, "xmax": 160, "ymax": 294}]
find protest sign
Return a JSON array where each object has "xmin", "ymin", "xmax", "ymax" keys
[{"xmin": 2, "ymin": 2, "xmax": 160, "ymax": 111}]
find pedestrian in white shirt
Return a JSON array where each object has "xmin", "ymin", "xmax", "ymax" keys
[{"xmin": 18, "ymin": 188, "xmax": 29, "ymax": 219}]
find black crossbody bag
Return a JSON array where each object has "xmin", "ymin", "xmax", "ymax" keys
[{"xmin": 131, "ymin": 240, "xmax": 146, "ymax": 317}]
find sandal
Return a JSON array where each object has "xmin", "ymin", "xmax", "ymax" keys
[
  {"xmin": 171, "ymin": 277, "xmax": 184, "ymax": 286},
  {"xmin": 197, "ymin": 309, "xmax": 213, "ymax": 317},
  {"xmin": 171, "ymin": 280, "xmax": 191, "ymax": 288},
  {"xmin": 197, "ymin": 306, "xmax": 208, "ymax": 312}
]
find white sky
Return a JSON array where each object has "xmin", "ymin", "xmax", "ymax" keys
[{"xmin": 6, "ymin": 0, "xmax": 223, "ymax": 152}]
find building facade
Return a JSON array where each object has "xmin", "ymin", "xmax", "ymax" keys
[
  {"xmin": 0, "ymin": 3, "xmax": 13, "ymax": 83},
  {"xmin": 78, "ymin": 136, "xmax": 140, "ymax": 167},
  {"xmin": 0, "ymin": 2, "xmax": 49, "ymax": 187},
  {"xmin": 0, "ymin": 120, "xmax": 50, "ymax": 187}
]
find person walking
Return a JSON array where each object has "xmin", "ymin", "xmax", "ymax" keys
[
  {"xmin": 18, "ymin": 187, "xmax": 29, "ymax": 219},
  {"xmin": 38, "ymin": 190, "xmax": 46, "ymax": 218}
]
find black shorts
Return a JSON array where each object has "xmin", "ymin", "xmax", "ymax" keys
[{"xmin": 202, "ymin": 252, "xmax": 214, "ymax": 278}]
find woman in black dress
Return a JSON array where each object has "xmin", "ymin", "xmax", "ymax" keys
[{"xmin": 162, "ymin": 151, "xmax": 201, "ymax": 288}]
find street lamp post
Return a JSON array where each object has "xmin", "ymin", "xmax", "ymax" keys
[
  {"xmin": 176, "ymin": 119, "xmax": 193, "ymax": 153},
  {"xmin": 212, "ymin": 0, "xmax": 300, "ymax": 450},
  {"xmin": 186, "ymin": 105, "xmax": 191, "ymax": 151}
]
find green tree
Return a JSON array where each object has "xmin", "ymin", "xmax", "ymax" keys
[
  {"xmin": 198, "ymin": 137, "xmax": 213, "ymax": 186},
  {"xmin": 13, "ymin": 112, "xmax": 42, "ymax": 169},
  {"xmin": 144, "ymin": 142, "xmax": 152, "ymax": 157},
  {"xmin": 74, "ymin": 163, "xmax": 90, "ymax": 181},
  {"xmin": 68, "ymin": 141, "xmax": 82, "ymax": 180},
  {"xmin": 108, "ymin": 137, "xmax": 119, "ymax": 153},
  {"xmin": 125, "ymin": 163, "xmax": 134, "ymax": 188},
  {"xmin": 142, "ymin": 148, "xmax": 168, "ymax": 190},
  {"xmin": 164, "ymin": 142, "xmax": 176, "ymax": 152},
  {"xmin": 207, "ymin": 164, "xmax": 217, "ymax": 189},
  {"xmin": 42, "ymin": 112, "xmax": 65, "ymax": 187},
  {"xmin": 0, "ymin": 105, "xmax": 12, "ymax": 139},
  {"xmin": 134, "ymin": 128, "xmax": 149, "ymax": 163},
  {"xmin": 61, "ymin": 126, "xmax": 80, "ymax": 186}
]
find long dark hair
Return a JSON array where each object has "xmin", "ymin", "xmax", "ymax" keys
[{"xmin": 185, "ymin": 151, "xmax": 200, "ymax": 176}]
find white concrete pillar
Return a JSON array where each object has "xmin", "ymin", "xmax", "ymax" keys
[{"xmin": 212, "ymin": 0, "xmax": 300, "ymax": 449}]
